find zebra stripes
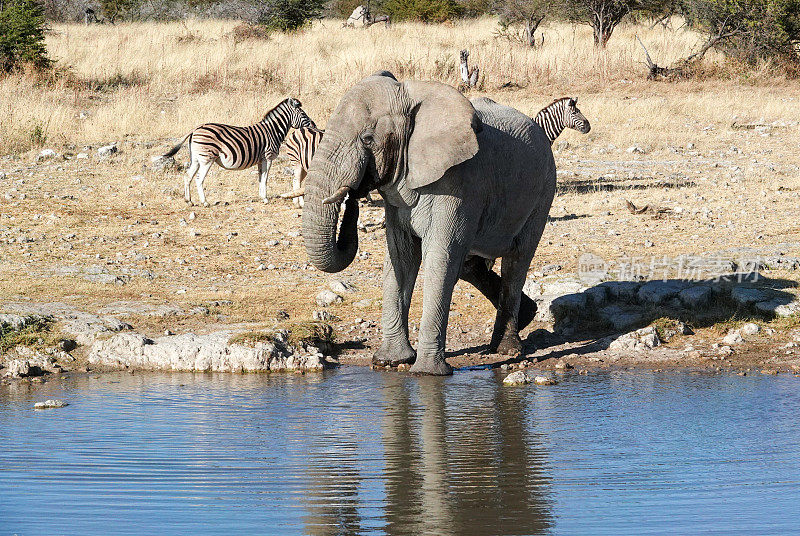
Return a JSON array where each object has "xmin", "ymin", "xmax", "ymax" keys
[
  {"xmin": 284, "ymin": 126, "xmax": 324, "ymax": 207},
  {"xmin": 163, "ymin": 98, "xmax": 315, "ymax": 205},
  {"xmin": 533, "ymin": 97, "xmax": 591, "ymax": 144}
]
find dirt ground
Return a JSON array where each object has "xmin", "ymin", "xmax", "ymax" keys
[{"xmin": 2, "ymin": 93, "xmax": 800, "ymax": 376}]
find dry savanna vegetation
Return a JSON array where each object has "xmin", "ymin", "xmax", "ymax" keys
[{"xmin": 1, "ymin": 18, "xmax": 799, "ymax": 363}]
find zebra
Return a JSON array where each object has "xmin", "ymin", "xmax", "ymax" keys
[
  {"xmin": 533, "ymin": 97, "xmax": 591, "ymax": 144},
  {"xmin": 161, "ymin": 98, "xmax": 316, "ymax": 206},
  {"xmin": 283, "ymin": 126, "xmax": 324, "ymax": 207}
]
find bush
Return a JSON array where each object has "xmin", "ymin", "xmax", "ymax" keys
[
  {"xmin": 382, "ymin": 0, "xmax": 463, "ymax": 22},
  {"xmin": 0, "ymin": 0, "xmax": 51, "ymax": 72},
  {"xmin": 256, "ymin": 0, "xmax": 326, "ymax": 32}
]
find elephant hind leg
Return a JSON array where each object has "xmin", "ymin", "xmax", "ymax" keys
[
  {"xmin": 489, "ymin": 254, "xmax": 533, "ymax": 356},
  {"xmin": 460, "ymin": 257, "xmax": 538, "ymax": 332}
]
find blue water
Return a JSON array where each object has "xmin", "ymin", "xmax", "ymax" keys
[{"xmin": 1, "ymin": 368, "xmax": 799, "ymax": 535}]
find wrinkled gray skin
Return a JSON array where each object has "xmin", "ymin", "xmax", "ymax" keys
[{"xmin": 302, "ymin": 71, "xmax": 556, "ymax": 375}]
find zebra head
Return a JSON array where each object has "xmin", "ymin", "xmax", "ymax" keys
[
  {"xmin": 564, "ymin": 97, "xmax": 590, "ymax": 134},
  {"xmin": 286, "ymin": 98, "xmax": 317, "ymax": 130}
]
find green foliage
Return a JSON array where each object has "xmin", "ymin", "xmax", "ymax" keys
[
  {"xmin": 257, "ymin": 0, "xmax": 326, "ymax": 32},
  {"xmin": 29, "ymin": 123, "xmax": 46, "ymax": 146},
  {"xmin": 0, "ymin": 316, "xmax": 54, "ymax": 353},
  {"xmin": 682, "ymin": 0, "xmax": 800, "ymax": 64},
  {"xmin": 556, "ymin": 0, "xmax": 646, "ymax": 47},
  {"xmin": 0, "ymin": 0, "xmax": 51, "ymax": 73},
  {"xmin": 382, "ymin": 0, "xmax": 463, "ymax": 22}
]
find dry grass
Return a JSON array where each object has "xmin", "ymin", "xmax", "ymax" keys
[{"xmin": 1, "ymin": 17, "xmax": 797, "ymax": 154}]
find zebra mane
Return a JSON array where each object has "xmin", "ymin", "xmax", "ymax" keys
[{"xmin": 261, "ymin": 98, "xmax": 292, "ymax": 122}]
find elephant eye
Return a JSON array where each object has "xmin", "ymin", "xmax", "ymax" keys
[{"xmin": 360, "ymin": 132, "xmax": 375, "ymax": 146}]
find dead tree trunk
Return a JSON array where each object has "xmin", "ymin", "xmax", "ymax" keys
[{"xmin": 459, "ymin": 49, "xmax": 479, "ymax": 90}]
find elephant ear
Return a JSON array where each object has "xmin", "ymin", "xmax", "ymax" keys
[{"xmin": 402, "ymin": 81, "xmax": 481, "ymax": 190}]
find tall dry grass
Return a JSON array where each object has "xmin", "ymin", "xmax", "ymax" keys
[{"xmin": 1, "ymin": 17, "xmax": 797, "ymax": 154}]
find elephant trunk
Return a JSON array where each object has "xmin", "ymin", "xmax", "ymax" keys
[{"xmin": 302, "ymin": 141, "xmax": 361, "ymax": 273}]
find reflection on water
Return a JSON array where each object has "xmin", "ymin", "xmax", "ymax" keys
[{"xmin": 1, "ymin": 368, "xmax": 800, "ymax": 535}]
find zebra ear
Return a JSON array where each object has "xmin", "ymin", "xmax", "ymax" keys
[
  {"xmin": 289, "ymin": 98, "xmax": 301, "ymax": 108},
  {"xmin": 570, "ymin": 97, "xmax": 577, "ymax": 106}
]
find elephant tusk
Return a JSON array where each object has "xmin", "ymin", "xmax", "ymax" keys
[{"xmin": 323, "ymin": 186, "xmax": 350, "ymax": 205}]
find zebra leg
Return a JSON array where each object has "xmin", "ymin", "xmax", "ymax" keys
[
  {"xmin": 185, "ymin": 160, "xmax": 199, "ymax": 205},
  {"xmin": 293, "ymin": 166, "xmax": 306, "ymax": 207},
  {"xmin": 195, "ymin": 161, "xmax": 213, "ymax": 207},
  {"xmin": 258, "ymin": 158, "xmax": 273, "ymax": 201}
]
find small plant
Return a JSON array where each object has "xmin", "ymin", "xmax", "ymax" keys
[
  {"xmin": 229, "ymin": 321, "xmax": 335, "ymax": 349},
  {"xmin": 0, "ymin": 315, "xmax": 56, "ymax": 353},
  {"xmin": 256, "ymin": 0, "xmax": 327, "ymax": 33},
  {"xmin": 0, "ymin": 0, "xmax": 52, "ymax": 73},
  {"xmin": 29, "ymin": 123, "xmax": 46, "ymax": 146}
]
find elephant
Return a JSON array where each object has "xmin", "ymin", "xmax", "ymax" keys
[{"xmin": 301, "ymin": 71, "xmax": 556, "ymax": 375}]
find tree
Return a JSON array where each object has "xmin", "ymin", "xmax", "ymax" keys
[
  {"xmin": 381, "ymin": 0, "xmax": 462, "ymax": 22},
  {"xmin": 256, "ymin": 0, "xmax": 326, "ymax": 31},
  {"xmin": 0, "ymin": 0, "xmax": 51, "ymax": 72},
  {"xmin": 99, "ymin": 0, "xmax": 140, "ymax": 22},
  {"xmin": 682, "ymin": 0, "xmax": 800, "ymax": 65},
  {"xmin": 558, "ymin": 0, "xmax": 644, "ymax": 47},
  {"xmin": 494, "ymin": 0, "xmax": 549, "ymax": 46}
]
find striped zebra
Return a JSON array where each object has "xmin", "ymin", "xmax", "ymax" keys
[
  {"xmin": 162, "ymin": 98, "xmax": 316, "ymax": 206},
  {"xmin": 283, "ymin": 126, "xmax": 324, "ymax": 207},
  {"xmin": 533, "ymin": 97, "xmax": 591, "ymax": 144}
]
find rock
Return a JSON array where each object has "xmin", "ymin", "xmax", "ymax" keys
[
  {"xmin": 550, "ymin": 293, "xmax": 588, "ymax": 319},
  {"xmin": 329, "ymin": 279, "xmax": 356, "ymax": 295},
  {"xmin": 678, "ymin": 285, "xmax": 713, "ymax": 309},
  {"xmin": 316, "ymin": 289, "xmax": 343, "ymax": 307},
  {"xmin": 761, "ymin": 368, "xmax": 779, "ymax": 375},
  {"xmin": 609, "ymin": 327, "xmax": 660, "ymax": 352},
  {"xmin": 5, "ymin": 359, "xmax": 34, "ymax": 378},
  {"xmin": 554, "ymin": 359, "xmax": 573, "ymax": 370},
  {"xmin": 97, "ymin": 144, "xmax": 118, "ymax": 157},
  {"xmin": 2, "ymin": 302, "xmax": 131, "ymax": 345},
  {"xmin": 740, "ymin": 322, "xmax": 760, "ymax": 336},
  {"xmin": 541, "ymin": 278, "xmax": 585, "ymax": 296},
  {"xmin": 723, "ymin": 330, "xmax": 744, "ymax": 345},
  {"xmin": 599, "ymin": 304, "xmax": 647, "ymax": 331},
  {"xmin": 541, "ymin": 263, "xmax": 562, "ymax": 275},
  {"xmin": 33, "ymin": 399, "xmax": 68, "ymax": 409},
  {"xmin": 36, "ymin": 149, "xmax": 58, "ymax": 162},
  {"xmin": 637, "ymin": 280, "xmax": 691, "ymax": 305},
  {"xmin": 584, "ymin": 285, "xmax": 608, "ymax": 307},
  {"xmin": 353, "ymin": 299, "xmax": 372, "ymax": 308},
  {"xmin": 754, "ymin": 297, "xmax": 800, "ymax": 317},
  {"xmin": 76, "ymin": 152, "xmax": 89, "ymax": 160},
  {"xmin": 601, "ymin": 281, "xmax": 641, "ymax": 302},
  {"xmin": 731, "ymin": 286, "xmax": 771, "ymax": 306},
  {"xmin": 151, "ymin": 155, "xmax": 177, "ymax": 171},
  {"xmin": 533, "ymin": 375, "xmax": 558, "ymax": 385},
  {"xmin": 312, "ymin": 310, "xmax": 336, "ymax": 321},
  {"xmin": 503, "ymin": 370, "xmax": 531, "ymax": 385},
  {"xmin": 59, "ymin": 339, "xmax": 77, "ymax": 352},
  {"xmin": 88, "ymin": 331, "xmax": 325, "ymax": 372},
  {"xmin": 627, "ymin": 146, "xmax": 646, "ymax": 154}
]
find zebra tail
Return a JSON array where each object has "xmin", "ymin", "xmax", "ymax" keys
[{"xmin": 162, "ymin": 133, "xmax": 191, "ymax": 159}]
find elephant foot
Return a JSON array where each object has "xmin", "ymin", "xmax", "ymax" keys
[
  {"xmin": 410, "ymin": 357, "xmax": 453, "ymax": 376},
  {"xmin": 491, "ymin": 332, "xmax": 523, "ymax": 357},
  {"xmin": 372, "ymin": 342, "xmax": 416, "ymax": 367},
  {"xmin": 518, "ymin": 296, "xmax": 538, "ymax": 331}
]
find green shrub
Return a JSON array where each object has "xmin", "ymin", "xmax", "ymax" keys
[
  {"xmin": 0, "ymin": 0, "xmax": 51, "ymax": 73},
  {"xmin": 257, "ymin": 0, "xmax": 326, "ymax": 32},
  {"xmin": 382, "ymin": 0, "xmax": 463, "ymax": 22}
]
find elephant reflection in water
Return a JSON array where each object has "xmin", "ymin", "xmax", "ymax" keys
[
  {"xmin": 299, "ymin": 375, "xmax": 552, "ymax": 536},
  {"xmin": 381, "ymin": 375, "xmax": 553, "ymax": 536}
]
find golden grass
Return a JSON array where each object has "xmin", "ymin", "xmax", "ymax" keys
[{"xmin": 1, "ymin": 17, "xmax": 795, "ymax": 154}]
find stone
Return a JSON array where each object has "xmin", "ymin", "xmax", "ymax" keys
[
  {"xmin": 315, "ymin": 289, "xmax": 343, "ymax": 307},
  {"xmin": 541, "ymin": 263, "xmax": 562, "ymax": 275},
  {"xmin": 36, "ymin": 149, "xmax": 58, "ymax": 162},
  {"xmin": 601, "ymin": 281, "xmax": 641, "ymax": 302},
  {"xmin": 2, "ymin": 302, "xmax": 131, "ymax": 346},
  {"xmin": 627, "ymin": 146, "xmax": 646, "ymax": 154},
  {"xmin": 541, "ymin": 278, "xmax": 585, "ymax": 296},
  {"xmin": 533, "ymin": 375, "xmax": 558, "ymax": 385},
  {"xmin": 723, "ymin": 330, "xmax": 744, "ymax": 345},
  {"xmin": 503, "ymin": 370, "xmax": 531, "ymax": 385},
  {"xmin": 584, "ymin": 285, "xmax": 608, "ymax": 307},
  {"xmin": 33, "ymin": 399, "xmax": 68, "ymax": 409},
  {"xmin": 599, "ymin": 304, "xmax": 647, "ymax": 331},
  {"xmin": 329, "ymin": 279, "xmax": 356, "ymax": 295},
  {"xmin": 731, "ymin": 286, "xmax": 771, "ymax": 306},
  {"xmin": 678, "ymin": 285, "xmax": 713, "ymax": 309},
  {"xmin": 312, "ymin": 310, "xmax": 335, "ymax": 321},
  {"xmin": 754, "ymin": 297, "xmax": 800, "ymax": 317},
  {"xmin": 637, "ymin": 280, "xmax": 691, "ymax": 305},
  {"xmin": 151, "ymin": 155, "xmax": 177, "ymax": 171},
  {"xmin": 740, "ymin": 322, "xmax": 760, "ymax": 336},
  {"xmin": 609, "ymin": 327, "xmax": 660, "ymax": 352},
  {"xmin": 549, "ymin": 293, "xmax": 588, "ymax": 319},
  {"xmin": 76, "ymin": 152, "xmax": 89, "ymax": 160},
  {"xmin": 97, "ymin": 144, "xmax": 118, "ymax": 157},
  {"xmin": 88, "ymin": 331, "xmax": 326, "ymax": 373}
]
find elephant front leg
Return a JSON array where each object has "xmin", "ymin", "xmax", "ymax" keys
[
  {"xmin": 410, "ymin": 210, "xmax": 471, "ymax": 376},
  {"xmin": 374, "ymin": 211, "xmax": 421, "ymax": 367}
]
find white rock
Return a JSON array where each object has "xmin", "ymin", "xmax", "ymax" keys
[
  {"xmin": 36, "ymin": 149, "xmax": 58, "ymax": 161},
  {"xmin": 723, "ymin": 330, "xmax": 744, "ymax": 345},
  {"xmin": 76, "ymin": 153, "xmax": 89, "ymax": 160},
  {"xmin": 329, "ymin": 279, "xmax": 356, "ymax": 295},
  {"xmin": 503, "ymin": 370, "xmax": 531, "ymax": 385},
  {"xmin": 533, "ymin": 375, "xmax": 558, "ymax": 385},
  {"xmin": 97, "ymin": 144, "xmax": 118, "ymax": 157},
  {"xmin": 740, "ymin": 322, "xmax": 760, "ymax": 336},
  {"xmin": 316, "ymin": 289, "xmax": 343, "ymax": 307},
  {"xmin": 33, "ymin": 399, "xmax": 68, "ymax": 409}
]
